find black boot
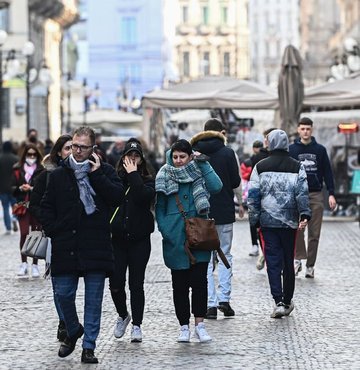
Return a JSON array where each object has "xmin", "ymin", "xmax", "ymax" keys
[
  {"xmin": 58, "ymin": 324, "xmax": 84, "ymax": 358},
  {"xmin": 81, "ymin": 349, "xmax": 98, "ymax": 364},
  {"xmin": 218, "ymin": 302, "xmax": 235, "ymax": 316},
  {"xmin": 57, "ymin": 320, "xmax": 67, "ymax": 342}
]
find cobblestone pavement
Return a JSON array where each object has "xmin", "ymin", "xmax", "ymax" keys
[{"xmin": 0, "ymin": 215, "xmax": 359, "ymax": 369}]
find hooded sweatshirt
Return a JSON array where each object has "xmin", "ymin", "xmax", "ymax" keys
[
  {"xmin": 248, "ymin": 130, "xmax": 311, "ymax": 229},
  {"xmin": 289, "ymin": 137, "xmax": 335, "ymax": 195}
]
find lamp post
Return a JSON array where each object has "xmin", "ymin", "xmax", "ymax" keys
[
  {"xmin": 22, "ymin": 41, "xmax": 35, "ymax": 135},
  {"xmin": 0, "ymin": 29, "xmax": 8, "ymax": 146},
  {"xmin": 66, "ymin": 72, "xmax": 72, "ymax": 133}
]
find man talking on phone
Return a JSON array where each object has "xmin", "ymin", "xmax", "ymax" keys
[{"xmin": 40, "ymin": 127, "xmax": 125, "ymax": 364}]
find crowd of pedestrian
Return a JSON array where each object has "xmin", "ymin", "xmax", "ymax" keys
[{"xmin": 0, "ymin": 115, "xmax": 337, "ymax": 364}]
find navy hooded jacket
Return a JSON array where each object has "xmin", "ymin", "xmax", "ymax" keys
[{"xmin": 289, "ymin": 137, "xmax": 335, "ymax": 196}]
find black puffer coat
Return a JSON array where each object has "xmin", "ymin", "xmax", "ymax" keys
[
  {"xmin": 110, "ymin": 171, "xmax": 155, "ymax": 241},
  {"xmin": 40, "ymin": 158, "xmax": 125, "ymax": 276}
]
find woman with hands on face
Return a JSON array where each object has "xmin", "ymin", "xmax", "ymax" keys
[{"xmin": 109, "ymin": 138, "xmax": 155, "ymax": 343}]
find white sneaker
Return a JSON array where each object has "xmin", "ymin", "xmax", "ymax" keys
[
  {"xmin": 284, "ymin": 301, "xmax": 295, "ymax": 316},
  {"xmin": 294, "ymin": 259, "xmax": 302, "ymax": 276},
  {"xmin": 270, "ymin": 302, "xmax": 286, "ymax": 318},
  {"xmin": 305, "ymin": 266, "xmax": 315, "ymax": 278},
  {"xmin": 4, "ymin": 229, "xmax": 12, "ymax": 235},
  {"xmin": 131, "ymin": 325, "xmax": 142, "ymax": 342},
  {"xmin": 177, "ymin": 325, "xmax": 190, "ymax": 343},
  {"xmin": 194, "ymin": 322, "xmax": 212, "ymax": 342},
  {"xmin": 17, "ymin": 262, "xmax": 28, "ymax": 276},
  {"xmin": 249, "ymin": 245, "xmax": 259, "ymax": 257},
  {"xmin": 114, "ymin": 314, "xmax": 131, "ymax": 338},
  {"xmin": 31, "ymin": 264, "xmax": 40, "ymax": 278}
]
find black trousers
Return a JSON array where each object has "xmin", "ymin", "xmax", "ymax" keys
[
  {"xmin": 171, "ymin": 262, "xmax": 208, "ymax": 326},
  {"xmin": 109, "ymin": 237, "xmax": 151, "ymax": 326}
]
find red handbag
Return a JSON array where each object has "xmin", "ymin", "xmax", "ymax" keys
[{"xmin": 12, "ymin": 201, "xmax": 28, "ymax": 216}]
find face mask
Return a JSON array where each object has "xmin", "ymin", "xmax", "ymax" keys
[{"xmin": 26, "ymin": 158, "xmax": 37, "ymax": 166}]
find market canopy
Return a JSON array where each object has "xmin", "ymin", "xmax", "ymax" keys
[
  {"xmin": 142, "ymin": 76, "xmax": 279, "ymax": 109},
  {"xmin": 304, "ymin": 76, "xmax": 360, "ymax": 108}
]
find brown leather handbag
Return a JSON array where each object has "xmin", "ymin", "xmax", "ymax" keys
[{"xmin": 175, "ymin": 195, "xmax": 230, "ymax": 269}]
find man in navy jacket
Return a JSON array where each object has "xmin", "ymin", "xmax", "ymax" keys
[
  {"xmin": 191, "ymin": 118, "xmax": 241, "ymax": 320},
  {"xmin": 289, "ymin": 117, "xmax": 337, "ymax": 278}
]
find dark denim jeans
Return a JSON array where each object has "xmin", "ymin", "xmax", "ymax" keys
[
  {"xmin": 0, "ymin": 193, "xmax": 16, "ymax": 231},
  {"xmin": 52, "ymin": 273, "xmax": 106, "ymax": 350}
]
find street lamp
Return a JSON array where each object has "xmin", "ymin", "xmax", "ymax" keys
[
  {"xmin": 0, "ymin": 29, "xmax": 8, "ymax": 145},
  {"xmin": 22, "ymin": 41, "xmax": 35, "ymax": 135}
]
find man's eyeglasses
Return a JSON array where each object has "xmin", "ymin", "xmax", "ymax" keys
[{"xmin": 71, "ymin": 144, "xmax": 94, "ymax": 152}]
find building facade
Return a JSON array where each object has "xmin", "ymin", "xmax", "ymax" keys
[
  {"xmin": 299, "ymin": 0, "xmax": 339, "ymax": 85},
  {"xmin": 68, "ymin": 0, "xmax": 249, "ymax": 109},
  {"xmin": 248, "ymin": 0, "xmax": 300, "ymax": 87},
  {"xmin": 1, "ymin": 0, "xmax": 78, "ymax": 143},
  {"xmin": 168, "ymin": 0, "xmax": 249, "ymax": 83}
]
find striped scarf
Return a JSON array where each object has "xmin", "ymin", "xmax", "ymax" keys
[{"xmin": 155, "ymin": 160, "xmax": 210, "ymax": 215}]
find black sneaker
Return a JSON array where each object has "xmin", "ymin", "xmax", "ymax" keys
[
  {"xmin": 205, "ymin": 307, "xmax": 217, "ymax": 319},
  {"xmin": 81, "ymin": 349, "xmax": 98, "ymax": 364},
  {"xmin": 218, "ymin": 302, "xmax": 235, "ymax": 317},
  {"xmin": 58, "ymin": 324, "xmax": 84, "ymax": 358},
  {"xmin": 57, "ymin": 320, "xmax": 67, "ymax": 342}
]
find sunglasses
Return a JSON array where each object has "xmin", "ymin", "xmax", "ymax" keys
[{"xmin": 26, "ymin": 152, "xmax": 37, "ymax": 157}]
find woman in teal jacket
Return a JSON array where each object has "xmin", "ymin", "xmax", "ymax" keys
[{"xmin": 155, "ymin": 139, "xmax": 222, "ymax": 343}]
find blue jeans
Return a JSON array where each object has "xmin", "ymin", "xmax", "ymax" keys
[
  {"xmin": 52, "ymin": 273, "xmax": 106, "ymax": 350},
  {"xmin": 0, "ymin": 193, "xmax": 16, "ymax": 231},
  {"xmin": 207, "ymin": 223, "xmax": 233, "ymax": 307}
]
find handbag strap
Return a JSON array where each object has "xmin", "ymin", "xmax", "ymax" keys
[
  {"xmin": 110, "ymin": 187, "xmax": 130, "ymax": 224},
  {"xmin": 175, "ymin": 194, "xmax": 187, "ymax": 220}
]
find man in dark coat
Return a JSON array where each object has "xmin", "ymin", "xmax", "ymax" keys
[
  {"xmin": 191, "ymin": 118, "xmax": 241, "ymax": 320},
  {"xmin": 0, "ymin": 141, "xmax": 19, "ymax": 234},
  {"xmin": 40, "ymin": 127, "xmax": 125, "ymax": 364}
]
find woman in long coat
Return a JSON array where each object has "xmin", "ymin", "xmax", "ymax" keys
[{"xmin": 155, "ymin": 139, "xmax": 222, "ymax": 343}]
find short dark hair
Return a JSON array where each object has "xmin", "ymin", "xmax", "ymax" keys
[
  {"xmin": 298, "ymin": 117, "xmax": 313, "ymax": 127},
  {"xmin": 73, "ymin": 126, "xmax": 96, "ymax": 145},
  {"xmin": 252, "ymin": 140, "xmax": 263, "ymax": 149},
  {"xmin": 263, "ymin": 128, "xmax": 277, "ymax": 137},
  {"xmin": 204, "ymin": 118, "xmax": 224, "ymax": 132},
  {"xmin": 170, "ymin": 139, "xmax": 192, "ymax": 156}
]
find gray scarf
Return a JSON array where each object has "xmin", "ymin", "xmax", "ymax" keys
[
  {"xmin": 155, "ymin": 160, "xmax": 210, "ymax": 215},
  {"xmin": 68, "ymin": 154, "xmax": 96, "ymax": 215}
]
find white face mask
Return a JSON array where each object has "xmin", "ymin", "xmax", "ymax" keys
[{"xmin": 26, "ymin": 158, "xmax": 37, "ymax": 166}]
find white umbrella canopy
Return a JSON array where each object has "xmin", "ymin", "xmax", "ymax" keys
[
  {"xmin": 278, "ymin": 45, "xmax": 304, "ymax": 136},
  {"xmin": 304, "ymin": 76, "xmax": 360, "ymax": 108},
  {"xmin": 142, "ymin": 76, "xmax": 279, "ymax": 109}
]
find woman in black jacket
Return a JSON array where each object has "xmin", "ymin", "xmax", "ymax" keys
[
  {"xmin": 110, "ymin": 138, "xmax": 155, "ymax": 343},
  {"xmin": 29, "ymin": 134, "xmax": 72, "ymax": 342},
  {"xmin": 12, "ymin": 143, "xmax": 44, "ymax": 277}
]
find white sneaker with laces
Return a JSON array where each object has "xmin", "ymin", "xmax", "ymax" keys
[
  {"xmin": 177, "ymin": 325, "xmax": 190, "ymax": 343},
  {"xmin": 294, "ymin": 259, "xmax": 302, "ymax": 276},
  {"xmin": 194, "ymin": 322, "xmax": 212, "ymax": 342},
  {"xmin": 31, "ymin": 264, "xmax": 40, "ymax": 278},
  {"xmin": 305, "ymin": 266, "xmax": 315, "ymax": 278},
  {"xmin": 284, "ymin": 301, "xmax": 295, "ymax": 316},
  {"xmin": 271, "ymin": 302, "xmax": 286, "ymax": 318},
  {"xmin": 249, "ymin": 245, "xmax": 259, "ymax": 257},
  {"xmin": 17, "ymin": 262, "xmax": 28, "ymax": 276},
  {"xmin": 114, "ymin": 314, "xmax": 131, "ymax": 338},
  {"xmin": 131, "ymin": 325, "xmax": 142, "ymax": 342}
]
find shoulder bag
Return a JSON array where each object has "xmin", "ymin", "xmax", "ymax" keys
[{"xmin": 175, "ymin": 194, "xmax": 230, "ymax": 269}]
